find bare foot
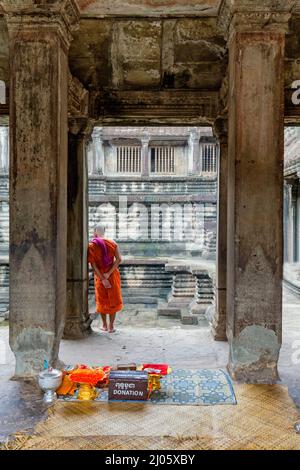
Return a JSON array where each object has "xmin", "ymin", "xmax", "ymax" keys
[
  {"xmin": 109, "ymin": 328, "xmax": 116, "ymax": 334},
  {"xmin": 101, "ymin": 326, "xmax": 108, "ymax": 332}
]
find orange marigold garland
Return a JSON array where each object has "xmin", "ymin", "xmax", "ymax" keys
[{"xmin": 69, "ymin": 367, "xmax": 106, "ymax": 386}]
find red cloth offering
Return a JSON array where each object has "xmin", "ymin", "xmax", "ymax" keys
[{"xmin": 141, "ymin": 364, "xmax": 169, "ymax": 375}]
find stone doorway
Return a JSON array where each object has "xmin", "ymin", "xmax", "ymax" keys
[
  {"xmin": 62, "ymin": 124, "xmax": 227, "ymax": 369},
  {"xmin": 86, "ymin": 126, "xmax": 218, "ymax": 330},
  {"xmin": 1, "ymin": 123, "xmax": 299, "ymax": 388}
]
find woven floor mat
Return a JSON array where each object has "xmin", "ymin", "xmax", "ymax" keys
[{"xmin": 2, "ymin": 384, "xmax": 300, "ymax": 450}]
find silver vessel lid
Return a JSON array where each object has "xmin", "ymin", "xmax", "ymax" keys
[{"xmin": 39, "ymin": 368, "xmax": 62, "ymax": 379}]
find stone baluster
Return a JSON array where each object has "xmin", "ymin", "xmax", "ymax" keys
[
  {"xmin": 188, "ymin": 129, "xmax": 201, "ymax": 175},
  {"xmin": 91, "ymin": 128, "xmax": 105, "ymax": 175},
  {"xmin": 0, "ymin": 126, "xmax": 9, "ymax": 174},
  {"xmin": 141, "ymin": 137, "xmax": 150, "ymax": 177}
]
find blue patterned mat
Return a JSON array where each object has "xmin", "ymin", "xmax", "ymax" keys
[{"xmin": 59, "ymin": 369, "xmax": 237, "ymax": 406}]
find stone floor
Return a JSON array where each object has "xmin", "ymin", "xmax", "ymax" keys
[
  {"xmin": 0, "ymin": 288, "xmax": 300, "ymax": 443},
  {"xmin": 284, "ymin": 263, "xmax": 300, "ymax": 296},
  {"xmin": 277, "ymin": 289, "xmax": 300, "ymax": 408},
  {"xmin": 60, "ymin": 304, "xmax": 228, "ymax": 370}
]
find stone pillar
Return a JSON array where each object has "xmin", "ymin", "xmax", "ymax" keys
[
  {"xmin": 141, "ymin": 137, "xmax": 150, "ymax": 177},
  {"xmin": 211, "ymin": 118, "xmax": 228, "ymax": 341},
  {"xmin": 285, "ymin": 181, "xmax": 297, "ymax": 262},
  {"xmin": 64, "ymin": 118, "xmax": 94, "ymax": 340},
  {"xmin": 225, "ymin": 9, "xmax": 287, "ymax": 382},
  {"xmin": 92, "ymin": 128, "xmax": 105, "ymax": 175},
  {"xmin": 283, "ymin": 182, "xmax": 290, "ymax": 263},
  {"xmin": 291, "ymin": 184, "xmax": 299, "ymax": 262},
  {"xmin": 4, "ymin": 0, "xmax": 80, "ymax": 376},
  {"xmin": 297, "ymin": 178, "xmax": 300, "ymax": 262},
  {"xmin": 0, "ymin": 126, "xmax": 9, "ymax": 174},
  {"xmin": 188, "ymin": 129, "xmax": 201, "ymax": 175}
]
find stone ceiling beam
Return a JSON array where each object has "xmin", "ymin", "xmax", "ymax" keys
[
  {"xmin": 78, "ymin": 0, "xmax": 222, "ymax": 18},
  {"xmin": 90, "ymin": 90, "xmax": 219, "ymax": 126}
]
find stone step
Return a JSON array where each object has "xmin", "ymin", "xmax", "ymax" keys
[
  {"xmin": 122, "ymin": 296, "xmax": 158, "ymax": 305},
  {"xmin": 173, "ymin": 279, "xmax": 195, "ymax": 284},
  {"xmin": 157, "ymin": 302, "xmax": 181, "ymax": 318},
  {"xmin": 122, "ymin": 287, "xmax": 170, "ymax": 295},
  {"xmin": 121, "ymin": 274, "xmax": 171, "ymax": 280},
  {"xmin": 180, "ymin": 309, "xmax": 199, "ymax": 325},
  {"xmin": 121, "ymin": 278, "xmax": 171, "ymax": 288},
  {"xmin": 172, "ymin": 290, "xmax": 195, "ymax": 296}
]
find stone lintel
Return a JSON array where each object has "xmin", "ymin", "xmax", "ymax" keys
[
  {"xmin": 2, "ymin": 0, "xmax": 80, "ymax": 52},
  {"xmin": 92, "ymin": 90, "xmax": 219, "ymax": 125}
]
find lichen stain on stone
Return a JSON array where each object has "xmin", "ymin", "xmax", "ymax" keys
[
  {"xmin": 15, "ymin": 328, "xmax": 54, "ymax": 353},
  {"xmin": 238, "ymin": 244, "xmax": 278, "ymax": 281},
  {"xmin": 10, "ymin": 231, "xmax": 50, "ymax": 269},
  {"xmin": 13, "ymin": 327, "xmax": 55, "ymax": 375},
  {"xmin": 231, "ymin": 325, "xmax": 280, "ymax": 366}
]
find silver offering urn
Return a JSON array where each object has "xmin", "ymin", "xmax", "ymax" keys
[{"xmin": 38, "ymin": 368, "xmax": 62, "ymax": 404}]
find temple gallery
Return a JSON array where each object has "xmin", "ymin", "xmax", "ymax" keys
[{"xmin": 1, "ymin": 0, "xmax": 300, "ymax": 452}]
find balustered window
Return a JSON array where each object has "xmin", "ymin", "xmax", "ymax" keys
[
  {"xmin": 117, "ymin": 146, "xmax": 142, "ymax": 174},
  {"xmin": 150, "ymin": 146, "xmax": 175, "ymax": 174},
  {"xmin": 202, "ymin": 144, "xmax": 217, "ymax": 173}
]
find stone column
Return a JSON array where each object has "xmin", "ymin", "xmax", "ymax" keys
[
  {"xmin": 64, "ymin": 118, "xmax": 94, "ymax": 340},
  {"xmin": 92, "ymin": 128, "xmax": 105, "ymax": 175},
  {"xmin": 0, "ymin": 126, "xmax": 9, "ymax": 174},
  {"xmin": 291, "ymin": 184, "xmax": 299, "ymax": 262},
  {"xmin": 4, "ymin": 0, "xmax": 80, "ymax": 376},
  {"xmin": 224, "ymin": 8, "xmax": 288, "ymax": 383},
  {"xmin": 141, "ymin": 137, "xmax": 150, "ymax": 177},
  {"xmin": 285, "ymin": 181, "xmax": 296, "ymax": 262},
  {"xmin": 297, "ymin": 177, "xmax": 300, "ymax": 262},
  {"xmin": 211, "ymin": 118, "xmax": 228, "ymax": 341},
  {"xmin": 283, "ymin": 182, "xmax": 290, "ymax": 263},
  {"xmin": 188, "ymin": 129, "xmax": 201, "ymax": 175}
]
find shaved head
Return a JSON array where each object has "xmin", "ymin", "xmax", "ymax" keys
[{"xmin": 94, "ymin": 223, "xmax": 106, "ymax": 237}]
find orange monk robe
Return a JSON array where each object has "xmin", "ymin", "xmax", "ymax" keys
[{"xmin": 88, "ymin": 239, "xmax": 123, "ymax": 315}]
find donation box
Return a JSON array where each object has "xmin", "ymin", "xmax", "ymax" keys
[{"xmin": 108, "ymin": 370, "xmax": 149, "ymax": 401}]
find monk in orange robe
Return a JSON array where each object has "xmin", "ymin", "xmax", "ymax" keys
[{"xmin": 88, "ymin": 224, "xmax": 123, "ymax": 333}]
